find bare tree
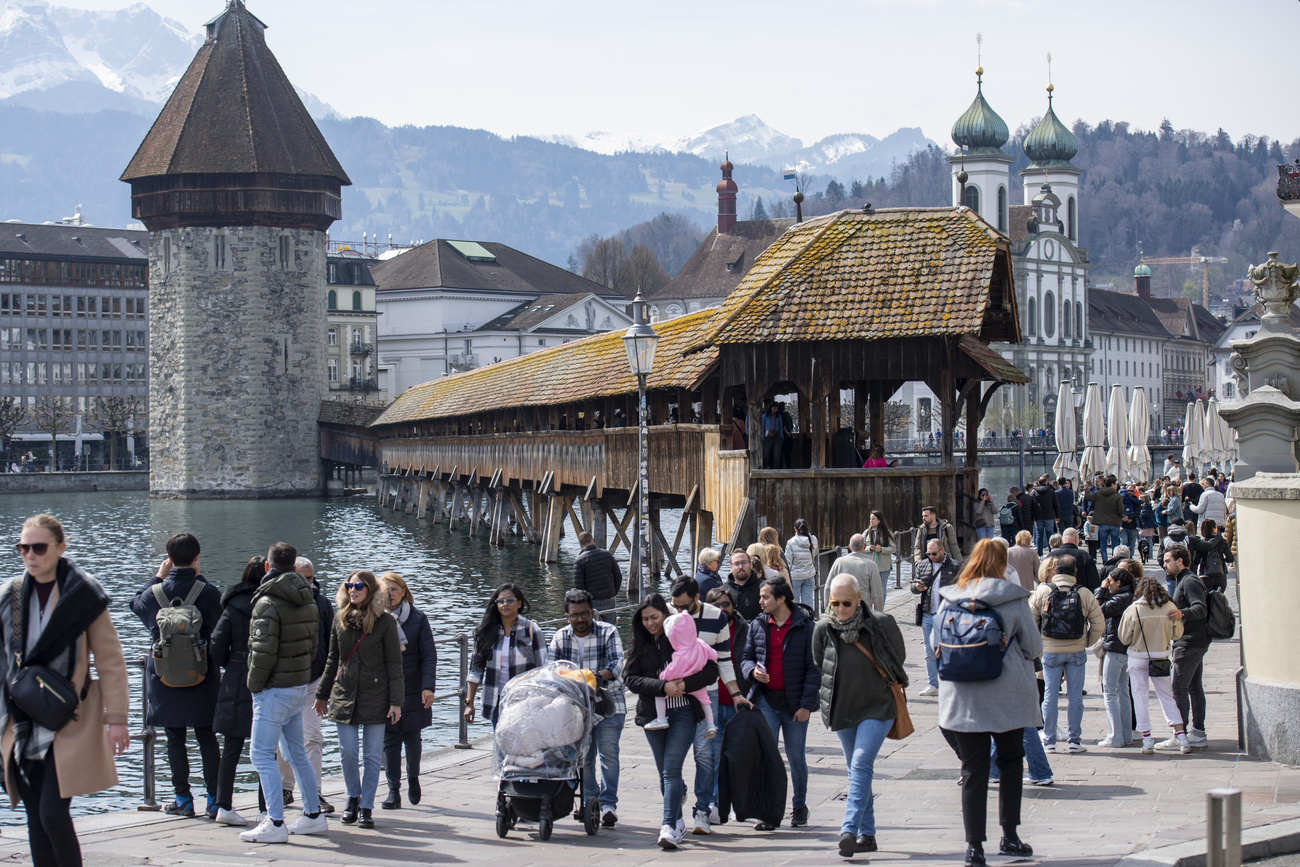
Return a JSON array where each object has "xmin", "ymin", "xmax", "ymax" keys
[
  {"xmin": 0, "ymin": 397, "xmax": 26, "ymax": 471},
  {"xmin": 621, "ymin": 244, "xmax": 670, "ymax": 298},
  {"xmin": 90, "ymin": 395, "xmax": 143, "ymax": 470},
  {"xmin": 884, "ymin": 401, "xmax": 912, "ymax": 439},
  {"xmin": 31, "ymin": 395, "xmax": 73, "ymax": 472},
  {"xmin": 581, "ymin": 237, "xmax": 626, "ymax": 290}
]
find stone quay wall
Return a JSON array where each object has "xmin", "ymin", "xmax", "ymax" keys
[
  {"xmin": 0, "ymin": 471, "xmax": 148, "ymax": 494},
  {"xmin": 149, "ymin": 225, "xmax": 326, "ymax": 498}
]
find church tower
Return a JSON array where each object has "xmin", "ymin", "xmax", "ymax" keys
[
  {"xmin": 948, "ymin": 66, "xmax": 1012, "ymax": 234},
  {"xmin": 1020, "ymin": 83, "xmax": 1082, "ymax": 244},
  {"xmin": 121, "ymin": 0, "xmax": 351, "ymax": 497},
  {"xmin": 717, "ymin": 154, "xmax": 737, "ymax": 234}
]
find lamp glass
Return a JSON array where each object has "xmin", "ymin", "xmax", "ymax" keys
[{"xmin": 622, "ymin": 326, "xmax": 659, "ymax": 376}]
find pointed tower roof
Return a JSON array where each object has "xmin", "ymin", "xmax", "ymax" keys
[
  {"xmin": 951, "ymin": 67, "xmax": 1009, "ymax": 155},
  {"xmin": 121, "ymin": 0, "xmax": 349, "ymax": 184},
  {"xmin": 1023, "ymin": 84, "xmax": 1079, "ymax": 169}
]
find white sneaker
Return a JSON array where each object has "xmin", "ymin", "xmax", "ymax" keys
[
  {"xmin": 1095, "ymin": 737, "xmax": 1117, "ymax": 747},
  {"xmin": 645, "ymin": 718, "xmax": 670, "ymax": 731},
  {"xmin": 1141, "ymin": 736, "xmax": 1155, "ymax": 754},
  {"xmin": 215, "ymin": 807, "xmax": 249, "ymax": 826},
  {"xmin": 704, "ymin": 725, "xmax": 718, "ymax": 739},
  {"xmin": 240, "ymin": 815, "xmax": 289, "ymax": 843},
  {"xmin": 1186, "ymin": 728, "xmax": 1208, "ymax": 748},
  {"xmin": 288, "ymin": 812, "xmax": 328, "ymax": 835},
  {"xmin": 918, "ymin": 685, "xmax": 939, "ymax": 696},
  {"xmin": 657, "ymin": 823, "xmax": 679, "ymax": 849},
  {"xmin": 1067, "ymin": 742, "xmax": 1087, "ymax": 754},
  {"xmin": 1154, "ymin": 736, "xmax": 1182, "ymax": 752},
  {"xmin": 693, "ymin": 810, "xmax": 711, "ymax": 835},
  {"xmin": 1178, "ymin": 735, "xmax": 1192, "ymax": 754},
  {"xmin": 709, "ymin": 805, "xmax": 721, "ymax": 825},
  {"xmin": 1023, "ymin": 776, "xmax": 1054, "ymax": 786}
]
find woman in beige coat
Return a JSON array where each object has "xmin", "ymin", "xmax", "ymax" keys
[
  {"xmin": 1118, "ymin": 574, "xmax": 1186, "ymax": 755},
  {"xmin": 1, "ymin": 513, "xmax": 129, "ymax": 867}
]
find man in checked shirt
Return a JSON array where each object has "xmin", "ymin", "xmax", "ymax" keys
[{"xmin": 548, "ymin": 588, "xmax": 626, "ymax": 828}]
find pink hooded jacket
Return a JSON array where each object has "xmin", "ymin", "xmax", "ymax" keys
[{"xmin": 658, "ymin": 612, "xmax": 718, "ymax": 680}]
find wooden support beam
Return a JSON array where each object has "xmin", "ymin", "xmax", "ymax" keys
[
  {"xmin": 869, "ymin": 385, "xmax": 884, "ymax": 454},
  {"xmin": 669, "ymin": 484, "xmax": 699, "ymax": 573},
  {"xmin": 509, "ymin": 489, "xmax": 539, "ymax": 544},
  {"xmin": 608, "ymin": 504, "xmax": 635, "ymax": 555},
  {"xmin": 469, "ymin": 484, "xmax": 483, "ymax": 538},
  {"xmin": 649, "ymin": 510, "xmax": 682, "ymax": 578},
  {"xmin": 448, "ymin": 482, "xmax": 463, "ymax": 531},
  {"xmin": 694, "ymin": 509, "xmax": 715, "ymax": 557},
  {"xmin": 564, "ymin": 494, "xmax": 586, "ymax": 540},
  {"xmin": 540, "ymin": 493, "xmax": 566, "ymax": 563},
  {"xmin": 591, "ymin": 497, "xmax": 608, "ymax": 548}
]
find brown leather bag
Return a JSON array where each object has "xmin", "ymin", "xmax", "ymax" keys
[{"xmin": 854, "ymin": 641, "xmax": 914, "ymax": 740}]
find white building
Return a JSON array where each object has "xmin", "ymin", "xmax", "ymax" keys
[
  {"xmin": 371, "ymin": 239, "xmax": 629, "ymax": 395},
  {"xmin": 325, "ymin": 247, "xmax": 386, "ymax": 403},
  {"xmin": 1088, "ymin": 277, "xmax": 1168, "ymax": 429}
]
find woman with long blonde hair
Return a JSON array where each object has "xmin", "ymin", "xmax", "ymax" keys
[{"xmin": 313, "ymin": 570, "xmax": 403, "ymax": 829}]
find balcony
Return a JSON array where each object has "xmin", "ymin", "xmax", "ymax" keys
[
  {"xmin": 348, "ymin": 376, "xmax": 378, "ymax": 392},
  {"xmin": 349, "ymin": 342, "xmax": 373, "ymax": 356}
]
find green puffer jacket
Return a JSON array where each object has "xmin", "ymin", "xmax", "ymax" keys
[
  {"xmin": 316, "ymin": 585, "xmax": 403, "ymax": 725},
  {"xmin": 247, "ymin": 569, "xmax": 320, "ymax": 693},
  {"xmin": 812, "ymin": 603, "xmax": 907, "ymax": 731}
]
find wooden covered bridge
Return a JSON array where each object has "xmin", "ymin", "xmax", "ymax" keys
[{"xmin": 319, "ymin": 207, "xmax": 1028, "ymax": 584}]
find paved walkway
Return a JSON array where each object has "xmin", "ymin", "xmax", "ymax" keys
[{"xmin": 1, "ymin": 567, "xmax": 1295, "ymax": 866}]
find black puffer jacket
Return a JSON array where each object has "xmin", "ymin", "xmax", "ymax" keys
[
  {"xmin": 309, "ymin": 580, "xmax": 335, "ymax": 682},
  {"xmin": 1033, "ymin": 483, "xmax": 1060, "ymax": 522},
  {"xmin": 741, "ymin": 605, "xmax": 819, "ymax": 712},
  {"xmin": 247, "ymin": 569, "xmax": 319, "ymax": 693},
  {"xmin": 1095, "ymin": 579, "xmax": 1135, "ymax": 654},
  {"xmin": 573, "ymin": 545, "xmax": 622, "ymax": 601},
  {"xmin": 210, "ymin": 581, "xmax": 257, "ymax": 737},
  {"xmin": 386, "ymin": 603, "xmax": 437, "ymax": 732}
]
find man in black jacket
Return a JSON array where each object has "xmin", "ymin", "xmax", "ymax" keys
[
  {"xmin": 911, "ymin": 539, "xmax": 961, "ymax": 695},
  {"xmin": 573, "ymin": 532, "xmax": 622, "ymax": 624},
  {"xmin": 1032, "ymin": 475, "xmax": 1060, "ymax": 553},
  {"xmin": 277, "ymin": 557, "xmax": 335, "ymax": 814},
  {"xmin": 1161, "ymin": 545, "xmax": 1209, "ymax": 752},
  {"xmin": 1049, "ymin": 527, "xmax": 1100, "ymax": 592},
  {"xmin": 725, "ymin": 550, "xmax": 763, "ymax": 621},
  {"xmin": 1011, "ymin": 485, "xmax": 1036, "ymax": 535}
]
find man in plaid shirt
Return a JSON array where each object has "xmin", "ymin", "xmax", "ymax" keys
[{"xmin": 548, "ymin": 589, "xmax": 626, "ymax": 828}]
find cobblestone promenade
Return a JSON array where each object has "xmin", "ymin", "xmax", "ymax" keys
[{"xmin": 2, "ymin": 569, "xmax": 1294, "ymax": 866}]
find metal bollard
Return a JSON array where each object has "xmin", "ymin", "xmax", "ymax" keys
[
  {"xmin": 134, "ymin": 657, "xmax": 159, "ymax": 811},
  {"xmin": 454, "ymin": 632, "xmax": 471, "ymax": 749},
  {"xmin": 1206, "ymin": 788, "xmax": 1242, "ymax": 867}
]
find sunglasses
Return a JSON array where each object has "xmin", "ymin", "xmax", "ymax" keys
[
  {"xmin": 828, "ymin": 600, "xmax": 857, "ymax": 608},
  {"xmin": 15, "ymin": 543, "xmax": 49, "ymax": 556},
  {"xmin": 344, "ymin": 582, "xmax": 367, "ymax": 591},
  {"xmin": 496, "ymin": 596, "xmax": 519, "ymax": 606},
  {"xmin": 714, "ymin": 600, "xmax": 732, "ymax": 608}
]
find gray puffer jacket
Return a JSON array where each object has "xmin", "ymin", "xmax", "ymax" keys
[
  {"xmin": 936, "ymin": 577, "xmax": 1043, "ymax": 734},
  {"xmin": 247, "ymin": 570, "xmax": 319, "ymax": 694}
]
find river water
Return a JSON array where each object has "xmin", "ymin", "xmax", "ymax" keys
[{"xmin": 0, "ymin": 462, "xmax": 1050, "ymax": 820}]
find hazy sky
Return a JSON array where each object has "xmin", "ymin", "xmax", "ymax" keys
[{"xmin": 59, "ymin": 0, "xmax": 1300, "ymax": 148}]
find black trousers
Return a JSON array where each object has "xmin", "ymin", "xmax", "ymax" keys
[
  {"xmin": 944, "ymin": 728, "xmax": 1024, "ymax": 844},
  {"xmin": 165, "ymin": 725, "xmax": 220, "ymax": 800},
  {"xmin": 17, "ymin": 753, "xmax": 81, "ymax": 867},
  {"xmin": 384, "ymin": 729, "xmax": 422, "ymax": 791}
]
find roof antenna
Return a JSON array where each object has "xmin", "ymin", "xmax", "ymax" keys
[{"xmin": 1046, "ymin": 51, "xmax": 1054, "ymax": 103}]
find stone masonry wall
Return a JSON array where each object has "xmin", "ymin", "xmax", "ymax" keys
[{"xmin": 149, "ymin": 226, "xmax": 326, "ymax": 497}]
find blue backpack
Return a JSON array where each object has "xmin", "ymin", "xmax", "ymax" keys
[{"xmin": 934, "ymin": 598, "xmax": 1009, "ymax": 682}]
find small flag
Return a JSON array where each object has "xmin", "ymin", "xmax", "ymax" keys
[{"xmin": 783, "ymin": 168, "xmax": 797, "ymax": 181}]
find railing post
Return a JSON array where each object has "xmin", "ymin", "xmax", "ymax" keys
[
  {"xmin": 135, "ymin": 658, "xmax": 159, "ymax": 811},
  {"xmin": 1206, "ymin": 788, "xmax": 1242, "ymax": 867},
  {"xmin": 454, "ymin": 632, "xmax": 471, "ymax": 749}
]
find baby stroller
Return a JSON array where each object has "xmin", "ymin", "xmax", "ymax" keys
[{"xmin": 493, "ymin": 660, "xmax": 601, "ymax": 841}]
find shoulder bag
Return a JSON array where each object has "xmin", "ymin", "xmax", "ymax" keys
[
  {"xmin": 7, "ymin": 579, "xmax": 88, "ymax": 731},
  {"xmin": 853, "ymin": 640, "xmax": 914, "ymax": 740},
  {"xmin": 1139, "ymin": 608, "xmax": 1171, "ymax": 678}
]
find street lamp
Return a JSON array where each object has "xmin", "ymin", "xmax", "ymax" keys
[{"xmin": 622, "ymin": 291, "xmax": 660, "ymax": 599}]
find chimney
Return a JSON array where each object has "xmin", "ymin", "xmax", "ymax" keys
[{"xmin": 716, "ymin": 152, "xmax": 737, "ymax": 234}]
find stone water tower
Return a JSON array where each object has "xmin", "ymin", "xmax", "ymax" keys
[{"xmin": 121, "ymin": 0, "xmax": 350, "ymax": 497}]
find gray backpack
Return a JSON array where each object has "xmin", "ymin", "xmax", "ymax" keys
[{"xmin": 151, "ymin": 583, "xmax": 207, "ymax": 688}]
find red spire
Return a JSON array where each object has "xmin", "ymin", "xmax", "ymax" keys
[{"xmin": 717, "ymin": 151, "xmax": 737, "ymax": 234}]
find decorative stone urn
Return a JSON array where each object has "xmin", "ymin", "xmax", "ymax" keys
[{"xmin": 1249, "ymin": 252, "xmax": 1300, "ymax": 333}]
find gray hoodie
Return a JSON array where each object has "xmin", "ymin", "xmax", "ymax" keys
[{"xmin": 936, "ymin": 577, "xmax": 1043, "ymax": 734}]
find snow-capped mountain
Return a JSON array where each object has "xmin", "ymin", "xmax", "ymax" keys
[
  {"xmin": 46, "ymin": 2, "xmax": 198, "ymax": 102},
  {"xmin": 671, "ymin": 114, "xmax": 804, "ymax": 163}
]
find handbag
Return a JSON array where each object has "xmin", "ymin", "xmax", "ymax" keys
[
  {"xmin": 853, "ymin": 640, "xmax": 914, "ymax": 740},
  {"xmin": 914, "ymin": 601, "xmax": 924, "ymax": 627},
  {"xmin": 7, "ymin": 578, "xmax": 88, "ymax": 731},
  {"xmin": 1138, "ymin": 608, "xmax": 1171, "ymax": 678}
]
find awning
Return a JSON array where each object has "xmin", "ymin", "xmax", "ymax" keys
[{"xmin": 959, "ymin": 334, "xmax": 1029, "ymax": 384}]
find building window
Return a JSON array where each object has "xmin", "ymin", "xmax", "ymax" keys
[
  {"xmin": 1062, "ymin": 303, "xmax": 1071, "ymax": 338},
  {"xmin": 997, "ymin": 186, "xmax": 1006, "ymax": 232},
  {"xmin": 328, "ymin": 328, "xmax": 338, "ymax": 346},
  {"xmin": 964, "ymin": 185, "xmax": 980, "ymax": 214},
  {"xmin": 328, "ymin": 360, "xmax": 338, "ymax": 383},
  {"xmin": 1027, "ymin": 297, "xmax": 1036, "ymax": 336},
  {"xmin": 328, "ymin": 263, "xmax": 337, "ymax": 283},
  {"xmin": 162, "ymin": 236, "xmax": 172, "ymax": 276},
  {"xmin": 1067, "ymin": 196, "xmax": 1077, "ymax": 241},
  {"xmin": 327, "ymin": 290, "xmax": 337, "ymax": 310},
  {"xmin": 279, "ymin": 235, "xmax": 292, "ymax": 271},
  {"xmin": 352, "ymin": 290, "xmax": 362, "ymax": 311},
  {"xmin": 538, "ymin": 338, "xmax": 546, "ymax": 346},
  {"xmin": 1076, "ymin": 302, "xmax": 1083, "ymax": 339},
  {"xmin": 212, "ymin": 233, "xmax": 227, "ymax": 270},
  {"xmin": 1043, "ymin": 291, "xmax": 1055, "ymax": 337}
]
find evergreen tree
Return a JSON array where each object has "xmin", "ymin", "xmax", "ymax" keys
[{"xmin": 751, "ymin": 196, "xmax": 769, "ymax": 221}]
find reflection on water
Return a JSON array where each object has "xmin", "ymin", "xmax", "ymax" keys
[{"xmin": 0, "ymin": 490, "xmax": 655, "ymax": 820}]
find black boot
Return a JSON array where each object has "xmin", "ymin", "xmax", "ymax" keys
[
  {"xmin": 382, "ymin": 788, "xmax": 401, "ymax": 810},
  {"xmin": 358, "ymin": 808, "xmax": 374, "ymax": 829},
  {"xmin": 408, "ymin": 777, "xmax": 421, "ymax": 805},
  {"xmin": 1000, "ymin": 835, "xmax": 1033, "ymax": 856},
  {"xmin": 341, "ymin": 796, "xmax": 360, "ymax": 824},
  {"xmin": 965, "ymin": 844, "xmax": 987, "ymax": 867}
]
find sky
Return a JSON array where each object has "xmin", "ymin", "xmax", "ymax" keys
[{"xmin": 56, "ymin": 0, "xmax": 1300, "ymax": 148}]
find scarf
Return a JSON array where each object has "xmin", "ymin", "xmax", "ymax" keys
[
  {"xmin": 826, "ymin": 600, "xmax": 868, "ymax": 646},
  {"xmin": 393, "ymin": 601, "xmax": 410, "ymax": 651},
  {"xmin": 0, "ymin": 558, "xmax": 109, "ymax": 777}
]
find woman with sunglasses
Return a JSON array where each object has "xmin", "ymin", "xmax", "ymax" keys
[
  {"xmin": 464, "ymin": 583, "xmax": 545, "ymax": 728},
  {"xmin": 814, "ymin": 573, "xmax": 906, "ymax": 858},
  {"xmin": 313, "ymin": 570, "xmax": 402, "ymax": 830},
  {"xmin": 1, "ymin": 514, "xmax": 130, "ymax": 867}
]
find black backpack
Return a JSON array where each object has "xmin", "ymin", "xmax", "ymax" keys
[
  {"xmin": 1206, "ymin": 589, "xmax": 1236, "ymax": 640},
  {"xmin": 1040, "ymin": 585, "xmax": 1085, "ymax": 640}
]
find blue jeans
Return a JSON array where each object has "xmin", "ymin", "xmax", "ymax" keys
[
  {"xmin": 1102, "ymin": 651, "xmax": 1132, "ymax": 745},
  {"xmin": 582, "ymin": 713, "xmax": 624, "ymax": 812},
  {"xmin": 990, "ymin": 728, "xmax": 1053, "ymax": 782},
  {"xmin": 920, "ymin": 612, "xmax": 939, "ymax": 689},
  {"xmin": 1121, "ymin": 526, "xmax": 1138, "ymax": 554},
  {"xmin": 1033, "ymin": 519, "xmax": 1055, "ymax": 552},
  {"xmin": 644, "ymin": 705, "xmax": 696, "ymax": 827},
  {"xmin": 250, "ymin": 684, "xmax": 319, "ymax": 821},
  {"xmin": 792, "ymin": 578, "xmax": 814, "ymax": 610},
  {"xmin": 691, "ymin": 691, "xmax": 719, "ymax": 815},
  {"xmin": 755, "ymin": 692, "xmax": 809, "ymax": 809},
  {"xmin": 336, "ymin": 722, "xmax": 385, "ymax": 809},
  {"xmin": 835, "ymin": 717, "xmax": 892, "ymax": 836},
  {"xmin": 1041, "ymin": 650, "xmax": 1087, "ymax": 746},
  {"xmin": 976, "ymin": 527, "xmax": 995, "ymax": 540},
  {"xmin": 1098, "ymin": 525, "xmax": 1123, "ymax": 562},
  {"xmin": 708, "ymin": 701, "xmax": 738, "ymax": 808}
]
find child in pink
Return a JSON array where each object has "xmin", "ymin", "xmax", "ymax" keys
[{"xmin": 646, "ymin": 612, "xmax": 719, "ymax": 737}]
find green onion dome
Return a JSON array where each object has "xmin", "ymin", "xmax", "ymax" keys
[
  {"xmin": 951, "ymin": 68, "xmax": 1009, "ymax": 155},
  {"xmin": 1023, "ymin": 84, "xmax": 1079, "ymax": 168}
]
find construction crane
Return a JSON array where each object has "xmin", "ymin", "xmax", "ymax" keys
[{"xmin": 1143, "ymin": 252, "xmax": 1229, "ymax": 307}]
